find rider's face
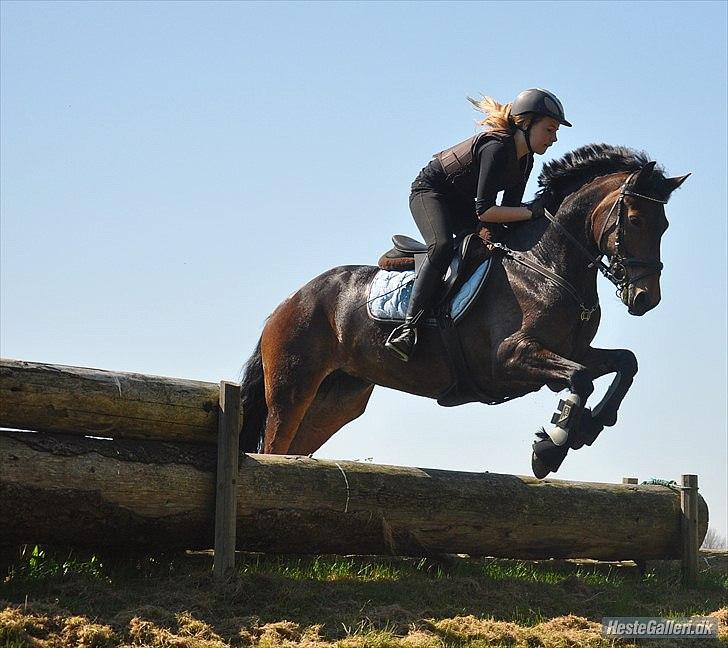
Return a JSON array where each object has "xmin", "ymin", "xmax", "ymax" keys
[{"xmin": 529, "ymin": 117, "xmax": 560, "ymax": 155}]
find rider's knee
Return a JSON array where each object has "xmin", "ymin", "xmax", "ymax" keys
[{"xmin": 427, "ymin": 241, "xmax": 451, "ymax": 271}]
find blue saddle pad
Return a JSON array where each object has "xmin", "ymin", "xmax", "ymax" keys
[{"xmin": 367, "ymin": 258, "xmax": 492, "ymax": 323}]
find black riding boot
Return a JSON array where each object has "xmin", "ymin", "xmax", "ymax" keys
[{"xmin": 385, "ymin": 257, "xmax": 444, "ymax": 362}]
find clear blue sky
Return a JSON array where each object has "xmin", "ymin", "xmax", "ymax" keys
[{"xmin": 2, "ymin": 1, "xmax": 726, "ymax": 543}]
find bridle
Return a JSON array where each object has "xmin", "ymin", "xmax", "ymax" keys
[
  {"xmin": 593, "ymin": 170, "xmax": 667, "ymax": 292},
  {"xmin": 491, "ymin": 167, "xmax": 668, "ymax": 322},
  {"xmin": 544, "ymin": 168, "xmax": 667, "ymax": 300}
]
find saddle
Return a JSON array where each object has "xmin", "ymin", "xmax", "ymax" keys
[{"xmin": 377, "ymin": 230, "xmax": 491, "ymax": 308}]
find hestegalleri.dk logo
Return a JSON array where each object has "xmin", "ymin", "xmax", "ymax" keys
[{"xmin": 602, "ymin": 617, "xmax": 718, "ymax": 639}]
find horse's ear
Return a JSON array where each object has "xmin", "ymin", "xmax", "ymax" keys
[
  {"xmin": 665, "ymin": 173, "xmax": 691, "ymax": 193},
  {"xmin": 634, "ymin": 161, "xmax": 657, "ymax": 187}
]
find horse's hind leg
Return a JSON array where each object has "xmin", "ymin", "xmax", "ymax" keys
[
  {"xmin": 288, "ymin": 371, "xmax": 375, "ymax": 456},
  {"xmin": 263, "ymin": 363, "xmax": 328, "ymax": 454},
  {"xmin": 260, "ymin": 296, "xmax": 337, "ymax": 454}
]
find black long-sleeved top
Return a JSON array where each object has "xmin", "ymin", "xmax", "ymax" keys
[{"xmin": 413, "ymin": 130, "xmax": 533, "ymax": 218}]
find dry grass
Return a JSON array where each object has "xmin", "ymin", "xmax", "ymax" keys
[
  {"xmin": 3, "ymin": 606, "xmax": 727, "ymax": 648},
  {"xmin": 2, "ymin": 603, "xmax": 728, "ymax": 647},
  {"xmin": 1, "ymin": 549, "xmax": 726, "ymax": 647}
]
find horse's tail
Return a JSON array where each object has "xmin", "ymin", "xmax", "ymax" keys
[{"xmin": 240, "ymin": 338, "xmax": 267, "ymax": 453}]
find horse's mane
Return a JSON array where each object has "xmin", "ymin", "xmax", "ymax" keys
[
  {"xmin": 535, "ymin": 143, "xmax": 667, "ymax": 210},
  {"xmin": 493, "ymin": 144, "xmax": 669, "ymax": 252}
]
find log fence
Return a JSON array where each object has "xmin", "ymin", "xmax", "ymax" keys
[{"xmin": 0, "ymin": 359, "xmax": 708, "ymax": 586}]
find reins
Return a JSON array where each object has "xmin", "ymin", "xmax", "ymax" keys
[{"xmin": 489, "ymin": 240, "xmax": 599, "ymax": 322}]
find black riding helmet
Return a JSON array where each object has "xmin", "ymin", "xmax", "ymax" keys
[{"xmin": 511, "ymin": 88, "xmax": 572, "ymax": 127}]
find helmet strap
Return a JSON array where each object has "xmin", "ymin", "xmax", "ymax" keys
[{"xmin": 518, "ymin": 124, "xmax": 534, "ymax": 155}]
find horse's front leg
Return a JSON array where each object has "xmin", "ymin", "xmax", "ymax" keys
[
  {"xmin": 570, "ymin": 347, "xmax": 638, "ymax": 449},
  {"xmin": 497, "ymin": 335, "xmax": 594, "ymax": 477}
]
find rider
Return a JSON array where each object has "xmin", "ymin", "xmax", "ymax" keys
[{"xmin": 385, "ymin": 88, "xmax": 572, "ymax": 362}]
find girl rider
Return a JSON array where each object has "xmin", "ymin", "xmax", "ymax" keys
[{"xmin": 385, "ymin": 88, "xmax": 572, "ymax": 362}]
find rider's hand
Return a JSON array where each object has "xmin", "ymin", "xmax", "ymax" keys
[{"xmin": 526, "ymin": 199, "xmax": 546, "ymax": 220}]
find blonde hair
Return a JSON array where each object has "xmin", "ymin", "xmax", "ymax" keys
[{"xmin": 467, "ymin": 94, "xmax": 533, "ymax": 133}]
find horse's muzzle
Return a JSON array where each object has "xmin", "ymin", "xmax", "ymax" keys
[{"xmin": 627, "ymin": 287, "xmax": 658, "ymax": 316}]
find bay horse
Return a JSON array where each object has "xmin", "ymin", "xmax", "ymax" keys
[{"xmin": 239, "ymin": 144, "xmax": 689, "ymax": 477}]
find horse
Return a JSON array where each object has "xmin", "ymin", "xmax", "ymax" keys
[{"xmin": 239, "ymin": 144, "xmax": 689, "ymax": 477}]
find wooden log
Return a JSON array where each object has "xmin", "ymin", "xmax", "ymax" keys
[
  {"xmin": 0, "ymin": 430, "xmax": 709, "ymax": 560},
  {"xmin": 0, "ymin": 358, "xmax": 219, "ymax": 443}
]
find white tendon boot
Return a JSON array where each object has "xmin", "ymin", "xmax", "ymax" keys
[
  {"xmin": 547, "ymin": 392, "xmax": 582, "ymax": 446},
  {"xmin": 531, "ymin": 392, "xmax": 582, "ymax": 478}
]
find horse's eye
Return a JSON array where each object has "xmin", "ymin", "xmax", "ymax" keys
[{"xmin": 628, "ymin": 215, "xmax": 644, "ymax": 228}]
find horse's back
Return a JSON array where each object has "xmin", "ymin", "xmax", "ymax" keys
[
  {"xmin": 298, "ymin": 264, "xmax": 378, "ymax": 309},
  {"xmin": 264, "ymin": 264, "xmax": 379, "ymax": 346}
]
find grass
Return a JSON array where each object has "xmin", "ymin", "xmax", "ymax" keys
[
  {"xmin": 1, "ymin": 545, "xmax": 726, "ymax": 647},
  {"xmin": 4, "ymin": 545, "xmax": 110, "ymax": 584}
]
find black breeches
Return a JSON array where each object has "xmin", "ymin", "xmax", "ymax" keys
[
  {"xmin": 409, "ymin": 189, "xmax": 474, "ymax": 271},
  {"xmin": 405, "ymin": 189, "xmax": 475, "ymax": 319}
]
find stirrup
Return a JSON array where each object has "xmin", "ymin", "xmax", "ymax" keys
[{"xmin": 385, "ymin": 322, "xmax": 418, "ymax": 362}]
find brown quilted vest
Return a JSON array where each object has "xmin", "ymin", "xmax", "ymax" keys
[{"xmin": 434, "ymin": 129, "xmax": 517, "ymax": 197}]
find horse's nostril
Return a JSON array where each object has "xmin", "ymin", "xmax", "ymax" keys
[{"xmin": 632, "ymin": 289, "xmax": 651, "ymax": 313}]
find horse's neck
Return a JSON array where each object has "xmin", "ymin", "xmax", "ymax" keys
[{"xmin": 527, "ymin": 199, "xmax": 600, "ymax": 295}]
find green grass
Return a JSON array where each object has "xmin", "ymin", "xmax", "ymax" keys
[
  {"xmin": 239, "ymin": 555, "xmax": 409, "ymax": 582},
  {"xmin": 1, "ymin": 638, "xmax": 27, "ymax": 648},
  {"xmin": 5, "ymin": 544, "xmax": 110, "ymax": 584},
  {"xmin": 236, "ymin": 553, "xmax": 631, "ymax": 587}
]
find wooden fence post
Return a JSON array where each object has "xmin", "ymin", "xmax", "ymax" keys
[
  {"xmin": 622, "ymin": 477, "xmax": 644, "ymax": 573},
  {"xmin": 213, "ymin": 381, "xmax": 242, "ymax": 583},
  {"xmin": 681, "ymin": 474, "xmax": 699, "ymax": 587}
]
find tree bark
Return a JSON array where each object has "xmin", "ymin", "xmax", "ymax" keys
[
  {"xmin": 0, "ymin": 431, "xmax": 708, "ymax": 560},
  {"xmin": 0, "ymin": 359, "xmax": 219, "ymax": 443}
]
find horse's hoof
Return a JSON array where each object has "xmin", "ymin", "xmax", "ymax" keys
[
  {"xmin": 569, "ymin": 407, "xmax": 590, "ymax": 449},
  {"xmin": 531, "ymin": 452, "xmax": 551, "ymax": 479},
  {"xmin": 532, "ymin": 435, "xmax": 570, "ymax": 473},
  {"xmin": 573, "ymin": 410, "xmax": 604, "ymax": 448},
  {"xmin": 601, "ymin": 411, "xmax": 618, "ymax": 427},
  {"xmin": 583, "ymin": 421, "xmax": 604, "ymax": 447}
]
